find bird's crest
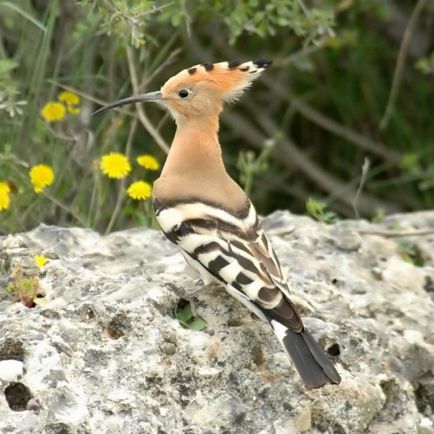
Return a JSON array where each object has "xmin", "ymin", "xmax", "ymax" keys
[{"xmin": 162, "ymin": 59, "xmax": 272, "ymax": 102}]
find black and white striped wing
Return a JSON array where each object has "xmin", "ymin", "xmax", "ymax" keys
[
  {"xmin": 154, "ymin": 199, "xmax": 303, "ymax": 332},
  {"xmin": 154, "ymin": 198, "xmax": 341, "ymax": 387}
]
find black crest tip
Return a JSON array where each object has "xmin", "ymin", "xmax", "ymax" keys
[
  {"xmin": 227, "ymin": 60, "xmax": 241, "ymax": 69},
  {"xmin": 254, "ymin": 59, "xmax": 272, "ymax": 69},
  {"xmin": 202, "ymin": 63, "xmax": 214, "ymax": 71}
]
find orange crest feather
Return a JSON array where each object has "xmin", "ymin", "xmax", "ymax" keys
[{"xmin": 162, "ymin": 60, "xmax": 271, "ymax": 102}]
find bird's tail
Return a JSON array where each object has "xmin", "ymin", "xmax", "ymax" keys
[{"xmin": 270, "ymin": 320, "xmax": 341, "ymax": 388}]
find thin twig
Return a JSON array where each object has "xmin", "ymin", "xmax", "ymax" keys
[
  {"xmin": 266, "ymin": 227, "xmax": 296, "ymax": 237},
  {"xmin": 379, "ymin": 0, "xmax": 428, "ymax": 130},
  {"xmin": 104, "ymin": 117, "xmax": 138, "ymax": 235},
  {"xmin": 48, "ymin": 80, "xmax": 108, "ymax": 107},
  {"xmin": 87, "ymin": 169, "xmax": 100, "ymax": 227},
  {"xmin": 262, "ymin": 76, "xmax": 401, "ymax": 162},
  {"xmin": 244, "ymin": 103, "xmax": 399, "ymax": 214},
  {"xmin": 156, "ymin": 111, "xmax": 171, "ymax": 132},
  {"xmin": 126, "ymin": 47, "xmax": 170, "ymax": 153},
  {"xmin": 357, "ymin": 229, "xmax": 434, "ymax": 238},
  {"xmin": 138, "ymin": 106, "xmax": 169, "ymax": 152},
  {"xmin": 223, "ymin": 108, "xmax": 399, "ymax": 216},
  {"xmin": 352, "ymin": 157, "xmax": 370, "ymax": 219},
  {"xmin": 43, "ymin": 192, "xmax": 87, "ymax": 227},
  {"xmin": 296, "ymin": 0, "xmax": 312, "ymax": 24},
  {"xmin": 279, "ymin": 44, "xmax": 324, "ymax": 66},
  {"xmin": 126, "ymin": 46, "xmax": 140, "ymax": 90},
  {"xmin": 139, "ymin": 48, "xmax": 182, "ymax": 92},
  {"xmin": 7, "ymin": 161, "xmax": 86, "ymax": 228}
]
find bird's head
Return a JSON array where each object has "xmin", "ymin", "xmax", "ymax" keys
[{"xmin": 92, "ymin": 60, "xmax": 271, "ymax": 122}]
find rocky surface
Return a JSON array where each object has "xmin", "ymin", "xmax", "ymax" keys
[{"xmin": 1, "ymin": 210, "xmax": 434, "ymax": 434}]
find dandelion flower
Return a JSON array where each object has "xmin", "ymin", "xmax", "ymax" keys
[
  {"xmin": 67, "ymin": 105, "xmax": 80, "ymax": 115},
  {"xmin": 40, "ymin": 102, "xmax": 66, "ymax": 122},
  {"xmin": 29, "ymin": 165, "xmax": 55, "ymax": 193},
  {"xmin": 34, "ymin": 255, "xmax": 49, "ymax": 269},
  {"xmin": 127, "ymin": 181, "xmax": 152, "ymax": 200},
  {"xmin": 59, "ymin": 91, "xmax": 81, "ymax": 115},
  {"xmin": 137, "ymin": 154, "xmax": 160, "ymax": 171},
  {"xmin": 58, "ymin": 91, "xmax": 80, "ymax": 106},
  {"xmin": 0, "ymin": 182, "xmax": 11, "ymax": 211},
  {"xmin": 100, "ymin": 152, "xmax": 131, "ymax": 179}
]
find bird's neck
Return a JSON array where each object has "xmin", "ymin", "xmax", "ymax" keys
[
  {"xmin": 155, "ymin": 109, "xmax": 248, "ymax": 213},
  {"xmin": 161, "ymin": 113, "xmax": 225, "ymax": 177}
]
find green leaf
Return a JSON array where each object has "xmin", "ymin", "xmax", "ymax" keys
[
  {"xmin": 188, "ymin": 317, "xmax": 207, "ymax": 331},
  {"xmin": 306, "ymin": 197, "xmax": 326, "ymax": 218},
  {"xmin": 306, "ymin": 197, "xmax": 338, "ymax": 224},
  {"xmin": 175, "ymin": 299, "xmax": 193, "ymax": 324},
  {"xmin": 174, "ymin": 299, "xmax": 207, "ymax": 331},
  {"xmin": 0, "ymin": 59, "xmax": 18, "ymax": 76}
]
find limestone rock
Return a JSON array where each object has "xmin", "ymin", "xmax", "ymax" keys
[{"xmin": 1, "ymin": 210, "xmax": 434, "ymax": 433}]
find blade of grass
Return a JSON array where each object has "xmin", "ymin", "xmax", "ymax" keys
[
  {"xmin": 0, "ymin": 2, "xmax": 46, "ymax": 32},
  {"xmin": 18, "ymin": 0, "xmax": 59, "ymax": 148},
  {"xmin": 379, "ymin": 0, "xmax": 428, "ymax": 129}
]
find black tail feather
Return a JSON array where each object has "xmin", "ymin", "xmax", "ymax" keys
[
  {"xmin": 279, "ymin": 326, "xmax": 341, "ymax": 388},
  {"xmin": 299, "ymin": 328, "xmax": 341, "ymax": 384}
]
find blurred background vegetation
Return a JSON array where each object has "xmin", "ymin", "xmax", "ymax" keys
[{"xmin": 0, "ymin": 0, "xmax": 433, "ymax": 234}]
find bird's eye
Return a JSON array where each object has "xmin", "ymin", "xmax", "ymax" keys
[{"xmin": 178, "ymin": 89, "xmax": 190, "ymax": 99}]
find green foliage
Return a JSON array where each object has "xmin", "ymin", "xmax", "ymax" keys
[
  {"xmin": 216, "ymin": 0, "xmax": 335, "ymax": 45},
  {"xmin": 3, "ymin": 264, "xmax": 42, "ymax": 308},
  {"xmin": 396, "ymin": 239, "xmax": 425, "ymax": 267},
  {"xmin": 0, "ymin": 56, "xmax": 25, "ymax": 117},
  {"xmin": 77, "ymin": 0, "xmax": 165, "ymax": 47},
  {"xmin": 237, "ymin": 140, "xmax": 273, "ymax": 195},
  {"xmin": 415, "ymin": 52, "xmax": 434, "ymax": 75},
  {"xmin": 174, "ymin": 299, "xmax": 207, "ymax": 331},
  {"xmin": 306, "ymin": 197, "xmax": 338, "ymax": 224},
  {"xmin": 76, "ymin": 0, "xmax": 335, "ymax": 46}
]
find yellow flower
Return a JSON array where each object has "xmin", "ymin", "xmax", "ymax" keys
[
  {"xmin": 137, "ymin": 154, "xmax": 160, "ymax": 171},
  {"xmin": 127, "ymin": 181, "xmax": 152, "ymax": 200},
  {"xmin": 100, "ymin": 152, "xmax": 131, "ymax": 179},
  {"xmin": 58, "ymin": 91, "xmax": 81, "ymax": 115},
  {"xmin": 67, "ymin": 105, "xmax": 80, "ymax": 115},
  {"xmin": 0, "ymin": 182, "xmax": 11, "ymax": 211},
  {"xmin": 29, "ymin": 165, "xmax": 55, "ymax": 193},
  {"xmin": 34, "ymin": 255, "xmax": 49, "ymax": 269},
  {"xmin": 40, "ymin": 102, "xmax": 66, "ymax": 122},
  {"xmin": 58, "ymin": 91, "xmax": 80, "ymax": 106}
]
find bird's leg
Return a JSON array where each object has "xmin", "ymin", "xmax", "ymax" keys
[
  {"xmin": 181, "ymin": 254, "xmax": 222, "ymax": 298},
  {"xmin": 182, "ymin": 281, "xmax": 221, "ymax": 299}
]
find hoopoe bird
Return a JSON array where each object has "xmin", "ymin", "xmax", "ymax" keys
[{"xmin": 93, "ymin": 60, "xmax": 341, "ymax": 388}]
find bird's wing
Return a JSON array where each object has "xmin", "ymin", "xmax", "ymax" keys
[
  {"xmin": 155, "ymin": 198, "xmax": 341, "ymax": 388},
  {"xmin": 154, "ymin": 199, "xmax": 303, "ymax": 333}
]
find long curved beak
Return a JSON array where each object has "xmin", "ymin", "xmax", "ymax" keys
[{"xmin": 91, "ymin": 91, "xmax": 163, "ymax": 116}]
